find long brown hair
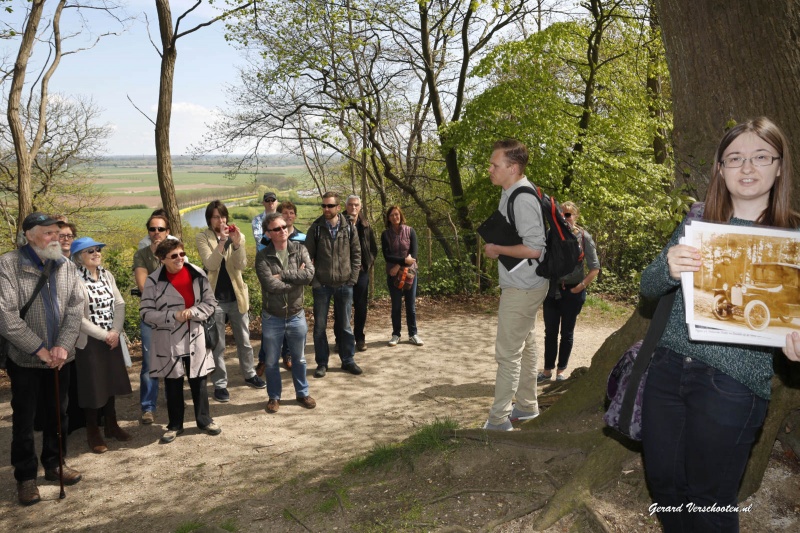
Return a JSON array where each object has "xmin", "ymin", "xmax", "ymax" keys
[{"xmin": 705, "ymin": 117, "xmax": 799, "ymax": 228}]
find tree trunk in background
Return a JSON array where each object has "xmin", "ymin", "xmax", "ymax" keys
[
  {"xmin": 656, "ymin": 0, "xmax": 800, "ymax": 205},
  {"xmin": 154, "ymin": 0, "xmax": 182, "ymax": 238}
]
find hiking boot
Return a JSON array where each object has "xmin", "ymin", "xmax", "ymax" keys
[
  {"xmin": 44, "ymin": 464, "xmax": 82, "ymax": 485},
  {"xmin": 17, "ymin": 480, "xmax": 40, "ymax": 506},
  {"xmin": 409, "ymin": 335, "xmax": 424, "ymax": 346},
  {"xmin": 356, "ymin": 341, "xmax": 368, "ymax": 352},
  {"xmin": 201, "ymin": 422, "xmax": 222, "ymax": 436},
  {"xmin": 266, "ymin": 399, "xmax": 280, "ymax": 413},
  {"xmin": 482, "ymin": 419, "xmax": 513, "ymax": 431},
  {"xmin": 510, "ymin": 405, "xmax": 540, "ymax": 422},
  {"xmin": 255, "ymin": 361, "xmax": 265, "ymax": 377},
  {"xmin": 388, "ymin": 335, "xmax": 400, "ymax": 347},
  {"xmin": 214, "ymin": 388, "xmax": 230, "ymax": 403},
  {"xmin": 245, "ymin": 376, "xmax": 266, "ymax": 389},
  {"xmin": 160, "ymin": 428, "xmax": 184, "ymax": 444},
  {"xmin": 342, "ymin": 362, "xmax": 363, "ymax": 375},
  {"xmin": 296, "ymin": 396, "xmax": 316, "ymax": 409},
  {"xmin": 140, "ymin": 411, "xmax": 154, "ymax": 425},
  {"xmin": 314, "ymin": 365, "xmax": 327, "ymax": 378}
]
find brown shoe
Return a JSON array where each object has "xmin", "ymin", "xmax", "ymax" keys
[
  {"xmin": 140, "ymin": 411, "xmax": 154, "ymax": 425},
  {"xmin": 255, "ymin": 361, "xmax": 265, "ymax": 377},
  {"xmin": 282, "ymin": 354, "xmax": 292, "ymax": 369},
  {"xmin": 266, "ymin": 399, "xmax": 280, "ymax": 414},
  {"xmin": 44, "ymin": 464, "xmax": 82, "ymax": 486},
  {"xmin": 17, "ymin": 479, "xmax": 40, "ymax": 506},
  {"xmin": 296, "ymin": 396, "xmax": 316, "ymax": 409},
  {"xmin": 87, "ymin": 425, "xmax": 108, "ymax": 454},
  {"xmin": 104, "ymin": 421, "xmax": 132, "ymax": 442}
]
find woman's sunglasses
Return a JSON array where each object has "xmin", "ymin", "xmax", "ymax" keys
[
  {"xmin": 167, "ymin": 251, "xmax": 186, "ymax": 260},
  {"xmin": 83, "ymin": 247, "xmax": 102, "ymax": 255}
]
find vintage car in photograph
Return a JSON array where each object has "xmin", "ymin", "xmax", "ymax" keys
[{"xmin": 712, "ymin": 262, "xmax": 800, "ymax": 331}]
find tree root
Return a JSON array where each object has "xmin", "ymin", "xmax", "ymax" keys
[
  {"xmin": 480, "ymin": 497, "xmax": 549, "ymax": 532},
  {"xmin": 426, "ymin": 488, "xmax": 528, "ymax": 505},
  {"xmin": 283, "ymin": 508, "xmax": 313, "ymax": 532},
  {"xmin": 581, "ymin": 502, "xmax": 614, "ymax": 533}
]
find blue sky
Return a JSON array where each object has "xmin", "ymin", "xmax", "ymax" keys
[{"xmin": 3, "ymin": 0, "xmax": 247, "ymax": 156}]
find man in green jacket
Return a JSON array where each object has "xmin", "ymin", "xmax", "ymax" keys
[{"xmin": 305, "ymin": 192, "xmax": 362, "ymax": 378}]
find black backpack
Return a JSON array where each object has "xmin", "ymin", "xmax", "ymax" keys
[{"xmin": 507, "ymin": 186, "xmax": 583, "ymax": 280}]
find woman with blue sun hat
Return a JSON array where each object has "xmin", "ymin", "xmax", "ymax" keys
[{"xmin": 70, "ymin": 237, "xmax": 132, "ymax": 454}]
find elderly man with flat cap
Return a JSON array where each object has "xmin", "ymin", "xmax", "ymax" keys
[{"xmin": 0, "ymin": 212, "xmax": 85, "ymax": 505}]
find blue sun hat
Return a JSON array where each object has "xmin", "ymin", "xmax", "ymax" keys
[{"xmin": 70, "ymin": 237, "xmax": 106, "ymax": 256}]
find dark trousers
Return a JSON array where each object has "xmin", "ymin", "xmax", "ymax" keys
[
  {"xmin": 333, "ymin": 270, "xmax": 370, "ymax": 344},
  {"xmin": 641, "ymin": 347, "xmax": 768, "ymax": 533},
  {"xmin": 7, "ymin": 359, "xmax": 70, "ymax": 482},
  {"xmin": 542, "ymin": 287, "xmax": 586, "ymax": 371},
  {"xmin": 163, "ymin": 359, "xmax": 212, "ymax": 431},
  {"xmin": 387, "ymin": 275, "xmax": 417, "ymax": 337}
]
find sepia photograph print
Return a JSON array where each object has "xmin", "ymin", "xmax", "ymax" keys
[{"xmin": 680, "ymin": 221, "xmax": 800, "ymax": 347}]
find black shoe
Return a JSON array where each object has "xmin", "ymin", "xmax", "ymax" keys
[
  {"xmin": 213, "ymin": 388, "xmax": 230, "ymax": 403},
  {"xmin": 342, "ymin": 362, "xmax": 363, "ymax": 375},
  {"xmin": 314, "ymin": 365, "xmax": 327, "ymax": 378},
  {"xmin": 356, "ymin": 341, "xmax": 367, "ymax": 352},
  {"xmin": 245, "ymin": 376, "xmax": 266, "ymax": 389}
]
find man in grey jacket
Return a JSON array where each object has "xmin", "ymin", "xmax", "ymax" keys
[
  {"xmin": 256, "ymin": 213, "xmax": 317, "ymax": 413},
  {"xmin": 0, "ymin": 213, "xmax": 85, "ymax": 505},
  {"xmin": 305, "ymin": 192, "xmax": 362, "ymax": 377}
]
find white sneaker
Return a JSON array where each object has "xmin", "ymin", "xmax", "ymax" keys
[
  {"xmin": 409, "ymin": 335, "xmax": 424, "ymax": 346},
  {"xmin": 483, "ymin": 419, "xmax": 513, "ymax": 431},
  {"xmin": 388, "ymin": 335, "xmax": 401, "ymax": 347}
]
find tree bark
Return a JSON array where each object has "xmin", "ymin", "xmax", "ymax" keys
[
  {"xmin": 655, "ymin": 0, "xmax": 800, "ymax": 205},
  {"xmin": 154, "ymin": 0, "xmax": 182, "ymax": 238}
]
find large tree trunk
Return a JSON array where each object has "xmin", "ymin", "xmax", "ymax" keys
[
  {"xmin": 656, "ymin": 0, "xmax": 800, "ymax": 205},
  {"xmin": 154, "ymin": 0, "xmax": 182, "ymax": 238}
]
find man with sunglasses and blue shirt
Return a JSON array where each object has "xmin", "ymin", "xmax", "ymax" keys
[
  {"xmin": 305, "ymin": 192, "xmax": 362, "ymax": 377},
  {"xmin": 132, "ymin": 212, "xmax": 172, "ymax": 425}
]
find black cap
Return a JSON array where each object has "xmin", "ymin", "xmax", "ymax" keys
[
  {"xmin": 263, "ymin": 192, "xmax": 277, "ymax": 202},
  {"xmin": 22, "ymin": 212, "xmax": 59, "ymax": 232}
]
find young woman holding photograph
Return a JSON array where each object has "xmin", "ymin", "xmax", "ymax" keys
[{"xmin": 640, "ymin": 117, "xmax": 800, "ymax": 532}]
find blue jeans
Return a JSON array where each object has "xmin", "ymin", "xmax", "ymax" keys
[
  {"xmin": 387, "ymin": 275, "xmax": 417, "ymax": 337},
  {"xmin": 262, "ymin": 311, "xmax": 310, "ymax": 399},
  {"xmin": 139, "ymin": 320, "xmax": 159, "ymax": 413},
  {"xmin": 312, "ymin": 284, "xmax": 355, "ymax": 367},
  {"xmin": 542, "ymin": 286, "xmax": 586, "ymax": 371},
  {"xmin": 642, "ymin": 347, "xmax": 768, "ymax": 533}
]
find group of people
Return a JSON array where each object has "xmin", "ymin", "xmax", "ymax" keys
[
  {"xmin": 0, "ymin": 190, "xmax": 426, "ymax": 506},
  {"xmin": 4, "ymin": 123, "xmax": 799, "ymax": 530}
]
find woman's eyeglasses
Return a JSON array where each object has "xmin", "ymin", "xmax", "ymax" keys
[
  {"xmin": 58, "ymin": 234, "xmax": 74, "ymax": 241},
  {"xmin": 167, "ymin": 251, "xmax": 186, "ymax": 259},
  {"xmin": 148, "ymin": 226, "xmax": 168, "ymax": 233},
  {"xmin": 268, "ymin": 225, "xmax": 288, "ymax": 233},
  {"xmin": 83, "ymin": 247, "xmax": 102, "ymax": 255}
]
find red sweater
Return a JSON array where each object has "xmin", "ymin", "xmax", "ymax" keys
[{"xmin": 166, "ymin": 266, "xmax": 195, "ymax": 308}]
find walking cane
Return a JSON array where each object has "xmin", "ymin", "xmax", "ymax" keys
[{"xmin": 53, "ymin": 366, "xmax": 66, "ymax": 499}]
